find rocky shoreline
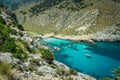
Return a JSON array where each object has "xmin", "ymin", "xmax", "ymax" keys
[
  {"xmin": 0, "ymin": 52, "xmax": 96, "ymax": 80},
  {"xmin": 39, "ymin": 27, "xmax": 120, "ymax": 43}
]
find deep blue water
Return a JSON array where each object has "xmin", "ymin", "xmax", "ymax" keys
[{"xmin": 41, "ymin": 38, "xmax": 120, "ymax": 79}]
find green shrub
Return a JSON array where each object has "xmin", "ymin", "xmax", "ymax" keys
[
  {"xmin": 49, "ymin": 64, "xmax": 56, "ymax": 68},
  {"xmin": 0, "ymin": 17, "xmax": 6, "ymax": 24},
  {"xmin": 1, "ymin": 38, "xmax": 16, "ymax": 53},
  {"xmin": 29, "ymin": 59, "xmax": 40, "ymax": 66},
  {"xmin": 28, "ymin": 48, "xmax": 36, "ymax": 53},
  {"xmin": 18, "ymin": 32, "xmax": 24, "ymax": 37},
  {"xmin": 0, "ymin": 22, "xmax": 4, "ymax": 29},
  {"xmin": 40, "ymin": 48, "xmax": 54, "ymax": 64},
  {"xmin": 11, "ymin": 29, "xmax": 18, "ymax": 35},
  {"xmin": 69, "ymin": 69, "xmax": 77, "ymax": 75},
  {"xmin": 11, "ymin": 22, "xmax": 24, "ymax": 31},
  {"xmin": 13, "ymin": 48, "xmax": 28, "ymax": 61},
  {"xmin": 17, "ymin": 24, "xmax": 24, "ymax": 31}
]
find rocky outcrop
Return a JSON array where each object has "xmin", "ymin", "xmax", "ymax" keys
[
  {"xmin": 94, "ymin": 23, "xmax": 120, "ymax": 41},
  {"xmin": 0, "ymin": 52, "xmax": 96, "ymax": 80}
]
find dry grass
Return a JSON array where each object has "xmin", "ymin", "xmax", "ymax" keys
[
  {"xmin": 0, "ymin": 75, "xmax": 5, "ymax": 80},
  {"xmin": 16, "ymin": 0, "xmax": 120, "ymax": 35},
  {"xmin": 0, "ymin": 62, "xmax": 14, "ymax": 80},
  {"xmin": 15, "ymin": 40, "xmax": 28, "ymax": 53}
]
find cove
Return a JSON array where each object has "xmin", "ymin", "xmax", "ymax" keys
[{"xmin": 40, "ymin": 38, "xmax": 120, "ymax": 79}]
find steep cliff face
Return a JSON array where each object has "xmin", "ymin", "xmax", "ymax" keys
[{"xmin": 6, "ymin": 0, "xmax": 120, "ymax": 40}]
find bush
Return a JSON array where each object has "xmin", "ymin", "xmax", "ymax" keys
[
  {"xmin": 29, "ymin": 59, "xmax": 40, "ymax": 66},
  {"xmin": 69, "ymin": 69, "xmax": 77, "ymax": 75},
  {"xmin": 17, "ymin": 24, "xmax": 24, "ymax": 31},
  {"xmin": 1, "ymin": 38, "xmax": 16, "ymax": 53},
  {"xmin": 13, "ymin": 48, "xmax": 28, "ymax": 61},
  {"xmin": 50, "ymin": 64, "xmax": 56, "ymax": 68},
  {"xmin": 40, "ymin": 48, "xmax": 54, "ymax": 64},
  {"xmin": 0, "ymin": 22, "xmax": 4, "ymax": 31},
  {"xmin": 0, "ymin": 17, "xmax": 6, "ymax": 24},
  {"xmin": 18, "ymin": 32, "xmax": 24, "ymax": 37},
  {"xmin": 11, "ymin": 29, "xmax": 18, "ymax": 35}
]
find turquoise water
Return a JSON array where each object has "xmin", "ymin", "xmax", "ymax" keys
[{"xmin": 41, "ymin": 38, "xmax": 120, "ymax": 79}]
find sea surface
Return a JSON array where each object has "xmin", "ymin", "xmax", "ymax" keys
[{"xmin": 40, "ymin": 38, "xmax": 120, "ymax": 79}]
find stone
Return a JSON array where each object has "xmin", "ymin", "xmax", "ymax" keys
[
  {"xmin": 37, "ymin": 66, "xmax": 55, "ymax": 76},
  {"xmin": 0, "ymin": 53, "xmax": 16, "ymax": 63}
]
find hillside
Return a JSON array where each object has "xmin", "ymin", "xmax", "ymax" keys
[
  {"xmin": 0, "ymin": 6, "xmax": 95, "ymax": 80},
  {"xmin": 13, "ymin": 0, "xmax": 120, "ymax": 41}
]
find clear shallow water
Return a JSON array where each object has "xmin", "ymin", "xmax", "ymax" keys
[{"xmin": 41, "ymin": 38, "xmax": 120, "ymax": 79}]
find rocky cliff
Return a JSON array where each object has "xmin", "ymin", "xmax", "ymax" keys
[{"xmin": 3, "ymin": 0, "xmax": 120, "ymax": 41}]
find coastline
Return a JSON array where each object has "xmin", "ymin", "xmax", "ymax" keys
[
  {"xmin": 32, "ymin": 33, "xmax": 96, "ymax": 79},
  {"xmin": 38, "ymin": 33, "xmax": 120, "ymax": 42},
  {"xmin": 40, "ymin": 33, "xmax": 93, "ymax": 41},
  {"xmin": 38, "ymin": 33, "xmax": 96, "ymax": 79}
]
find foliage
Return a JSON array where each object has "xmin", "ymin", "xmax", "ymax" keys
[
  {"xmin": 13, "ymin": 48, "xmax": 28, "ymax": 61},
  {"xmin": 1, "ymin": 38, "xmax": 16, "ymax": 53},
  {"xmin": 29, "ymin": 59, "xmax": 40, "ymax": 66},
  {"xmin": 0, "ymin": 23, "xmax": 16, "ymax": 53},
  {"xmin": 49, "ymin": 64, "xmax": 56, "ymax": 68},
  {"xmin": 15, "ymin": 39, "xmax": 29, "ymax": 53},
  {"xmin": 0, "ymin": 17, "xmax": 6, "ymax": 24},
  {"xmin": 11, "ymin": 29, "xmax": 18, "ymax": 35},
  {"xmin": 17, "ymin": 24, "xmax": 24, "ymax": 31},
  {"xmin": 40, "ymin": 48, "xmax": 54, "ymax": 64},
  {"xmin": 113, "ymin": 67, "xmax": 120, "ymax": 80},
  {"xmin": 69, "ymin": 69, "xmax": 77, "ymax": 75},
  {"xmin": 0, "ymin": 12, "xmax": 28, "ymax": 62},
  {"xmin": 12, "ymin": 22, "xmax": 24, "ymax": 31}
]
